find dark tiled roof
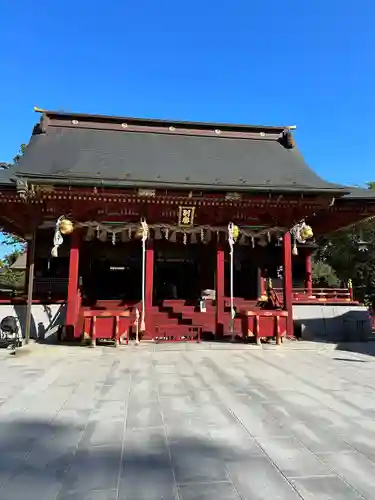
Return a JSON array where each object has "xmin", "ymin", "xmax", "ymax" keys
[
  {"xmin": 7, "ymin": 111, "xmax": 344, "ymax": 193},
  {"xmin": 342, "ymin": 187, "xmax": 375, "ymax": 200},
  {"xmin": 0, "ymin": 168, "xmax": 15, "ymax": 185}
]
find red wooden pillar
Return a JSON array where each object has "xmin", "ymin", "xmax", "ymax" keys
[
  {"xmin": 305, "ymin": 251, "xmax": 313, "ymax": 295},
  {"xmin": 283, "ymin": 231, "xmax": 293, "ymax": 337},
  {"xmin": 257, "ymin": 267, "xmax": 265, "ymax": 296},
  {"xmin": 66, "ymin": 231, "xmax": 80, "ymax": 337},
  {"xmin": 215, "ymin": 244, "xmax": 225, "ymax": 338},
  {"xmin": 145, "ymin": 242, "xmax": 154, "ymax": 336}
]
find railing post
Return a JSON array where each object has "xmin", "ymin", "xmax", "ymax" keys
[
  {"xmin": 348, "ymin": 279, "xmax": 353, "ymax": 301},
  {"xmin": 305, "ymin": 251, "xmax": 313, "ymax": 296}
]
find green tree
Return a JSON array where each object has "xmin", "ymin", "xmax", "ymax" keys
[
  {"xmin": 314, "ymin": 210, "xmax": 375, "ymax": 304},
  {"xmin": 0, "ymin": 249, "xmax": 25, "ymax": 291},
  {"xmin": 12, "ymin": 143, "xmax": 27, "ymax": 164},
  {"xmin": 1, "ymin": 143, "xmax": 27, "ymax": 248},
  {"xmin": 311, "ymin": 260, "xmax": 340, "ymax": 287}
]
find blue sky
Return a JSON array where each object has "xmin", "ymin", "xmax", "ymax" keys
[{"xmin": 0, "ymin": 1, "xmax": 374, "ymax": 255}]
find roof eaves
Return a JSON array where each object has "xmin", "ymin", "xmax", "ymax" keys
[
  {"xmin": 341, "ymin": 187, "xmax": 375, "ymax": 200},
  {"xmin": 0, "ymin": 168, "xmax": 16, "ymax": 186},
  {"xmin": 14, "ymin": 172, "xmax": 349, "ymax": 196}
]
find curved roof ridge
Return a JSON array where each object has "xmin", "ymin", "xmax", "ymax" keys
[{"xmin": 35, "ymin": 107, "xmax": 295, "ymax": 135}]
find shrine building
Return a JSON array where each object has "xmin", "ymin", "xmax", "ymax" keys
[{"xmin": 0, "ymin": 108, "xmax": 374, "ymax": 344}]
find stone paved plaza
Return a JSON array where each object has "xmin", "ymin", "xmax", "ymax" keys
[{"xmin": 1, "ymin": 342, "xmax": 375, "ymax": 499}]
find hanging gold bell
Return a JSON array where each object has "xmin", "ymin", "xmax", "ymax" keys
[
  {"xmin": 232, "ymin": 225, "xmax": 240, "ymax": 242},
  {"xmin": 135, "ymin": 220, "xmax": 148, "ymax": 239},
  {"xmin": 59, "ymin": 218, "xmax": 74, "ymax": 235},
  {"xmin": 134, "ymin": 226, "xmax": 143, "ymax": 239},
  {"xmin": 300, "ymin": 225, "xmax": 313, "ymax": 241}
]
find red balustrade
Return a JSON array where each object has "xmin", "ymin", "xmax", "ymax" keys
[{"xmin": 274, "ymin": 287, "xmax": 356, "ymax": 304}]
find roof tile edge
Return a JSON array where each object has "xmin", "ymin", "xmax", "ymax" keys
[{"xmin": 34, "ymin": 107, "xmax": 294, "ymax": 137}]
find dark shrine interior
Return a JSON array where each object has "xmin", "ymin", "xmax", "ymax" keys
[{"xmin": 33, "ymin": 232, "xmax": 308, "ymax": 302}]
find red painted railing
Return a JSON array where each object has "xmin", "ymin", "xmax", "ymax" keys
[{"xmin": 274, "ymin": 287, "xmax": 355, "ymax": 303}]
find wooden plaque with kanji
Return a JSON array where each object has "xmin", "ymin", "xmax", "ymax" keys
[{"xmin": 178, "ymin": 206, "xmax": 195, "ymax": 227}]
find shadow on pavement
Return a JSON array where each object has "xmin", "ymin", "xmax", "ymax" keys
[{"xmin": 0, "ymin": 418, "xmax": 249, "ymax": 500}]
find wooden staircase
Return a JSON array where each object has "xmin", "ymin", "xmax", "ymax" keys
[
  {"xmin": 77, "ymin": 298, "xmax": 264, "ymax": 341},
  {"xmin": 151, "ymin": 300, "xmax": 215, "ymax": 340}
]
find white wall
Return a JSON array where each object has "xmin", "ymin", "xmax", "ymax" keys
[
  {"xmin": 1, "ymin": 303, "xmax": 370, "ymax": 344},
  {"xmin": 0, "ymin": 304, "xmax": 66, "ymax": 343},
  {"xmin": 293, "ymin": 304, "xmax": 371, "ymax": 342}
]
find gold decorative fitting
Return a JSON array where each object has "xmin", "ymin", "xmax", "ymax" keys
[
  {"xmin": 138, "ymin": 188, "xmax": 155, "ymax": 197},
  {"xmin": 59, "ymin": 218, "xmax": 74, "ymax": 235},
  {"xmin": 134, "ymin": 221, "xmax": 148, "ymax": 239},
  {"xmin": 300, "ymin": 225, "xmax": 313, "ymax": 241},
  {"xmin": 35, "ymin": 184, "xmax": 55, "ymax": 193},
  {"xmin": 225, "ymin": 192, "xmax": 242, "ymax": 201},
  {"xmin": 178, "ymin": 206, "xmax": 195, "ymax": 227}
]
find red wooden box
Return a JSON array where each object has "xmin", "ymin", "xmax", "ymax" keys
[{"xmin": 241, "ymin": 310, "xmax": 288, "ymax": 344}]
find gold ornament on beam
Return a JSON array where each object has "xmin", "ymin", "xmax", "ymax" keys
[
  {"xmin": 59, "ymin": 218, "xmax": 74, "ymax": 235},
  {"xmin": 51, "ymin": 216, "xmax": 74, "ymax": 258},
  {"xmin": 300, "ymin": 225, "xmax": 313, "ymax": 241},
  {"xmin": 290, "ymin": 221, "xmax": 314, "ymax": 255},
  {"xmin": 134, "ymin": 225, "xmax": 143, "ymax": 239},
  {"xmin": 135, "ymin": 219, "xmax": 149, "ymax": 240}
]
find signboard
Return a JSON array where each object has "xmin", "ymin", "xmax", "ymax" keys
[{"xmin": 178, "ymin": 206, "xmax": 195, "ymax": 227}]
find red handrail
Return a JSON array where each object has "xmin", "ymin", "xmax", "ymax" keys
[{"xmin": 274, "ymin": 287, "xmax": 354, "ymax": 302}]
